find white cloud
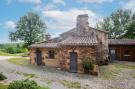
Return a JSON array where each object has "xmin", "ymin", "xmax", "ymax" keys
[
  {"xmin": 42, "ymin": 8, "xmax": 100, "ymax": 34},
  {"xmin": 6, "ymin": 0, "xmax": 41, "ymax": 5},
  {"xmin": 52, "ymin": 0, "xmax": 66, "ymax": 6},
  {"xmin": 5, "ymin": 21, "xmax": 16, "ymax": 29},
  {"xmin": 18, "ymin": 0, "xmax": 41, "ymax": 5},
  {"xmin": 45, "ymin": 3, "xmax": 57, "ymax": 10},
  {"xmin": 123, "ymin": 0, "xmax": 135, "ymax": 12},
  {"xmin": 76, "ymin": 0, "xmax": 113, "ymax": 4}
]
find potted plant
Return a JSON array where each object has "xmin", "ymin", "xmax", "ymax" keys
[{"xmin": 82, "ymin": 57, "xmax": 93, "ymax": 74}]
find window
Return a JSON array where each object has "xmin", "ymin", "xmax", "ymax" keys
[
  {"xmin": 48, "ymin": 50, "xmax": 55, "ymax": 59},
  {"xmin": 110, "ymin": 49, "xmax": 115, "ymax": 54},
  {"xmin": 125, "ymin": 50, "xmax": 129, "ymax": 55}
]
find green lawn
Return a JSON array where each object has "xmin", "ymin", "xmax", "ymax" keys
[
  {"xmin": 114, "ymin": 63, "xmax": 135, "ymax": 70},
  {"xmin": 0, "ymin": 51, "xmax": 24, "ymax": 56},
  {"xmin": 99, "ymin": 64, "xmax": 121, "ymax": 80},
  {"xmin": 0, "ymin": 83, "xmax": 8, "ymax": 89},
  {"xmin": 99, "ymin": 63, "xmax": 135, "ymax": 80},
  {"xmin": 8, "ymin": 57, "xmax": 29, "ymax": 66}
]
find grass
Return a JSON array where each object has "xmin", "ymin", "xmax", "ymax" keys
[
  {"xmin": 133, "ymin": 75, "xmax": 135, "ymax": 78},
  {"xmin": 99, "ymin": 63, "xmax": 135, "ymax": 80},
  {"xmin": 108, "ymin": 85, "xmax": 124, "ymax": 89},
  {"xmin": 59, "ymin": 80, "xmax": 81, "ymax": 89},
  {"xmin": 16, "ymin": 71, "xmax": 36, "ymax": 78},
  {"xmin": 0, "ymin": 51, "xmax": 25, "ymax": 56},
  {"xmin": 0, "ymin": 83, "xmax": 8, "ymax": 89},
  {"xmin": 46, "ymin": 80, "xmax": 53, "ymax": 85},
  {"xmin": 39, "ymin": 86, "xmax": 50, "ymax": 89},
  {"xmin": 0, "ymin": 83, "xmax": 50, "ymax": 89},
  {"xmin": 99, "ymin": 64, "xmax": 121, "ymax": 80},
  {"xmin": 8, "ymin": 57, "xmax": 29, "ymax": 66},
  {"xmin": 114, "ymin": 63, "xmax": 135, "ymax": 70},
  {"xmin": 23, "ymin": 73, "xmax": 35, "ymax": 78}
]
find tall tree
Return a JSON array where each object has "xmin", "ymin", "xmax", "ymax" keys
[
  {"xmin": 9, "ymin": 12, "xmax": 47, "ymax": 47},
  {"xmin": 97, "ymin": 9, "xmax": 132, "ymax": 39},
  {"xmin": 122, "ymin": 13, "xmax": 135, "ymax": 39}
]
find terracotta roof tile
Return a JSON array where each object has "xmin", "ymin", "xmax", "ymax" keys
[
  {"xmin": 30, "ymin": 43, "xmax": 59, "ymax": 48},
  {"xmin": 60, "ymin": 36, "xmax": 98, "ymax": 46}
]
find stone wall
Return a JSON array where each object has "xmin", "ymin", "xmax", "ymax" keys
[
  {"xmin": 30, "ymin": 48, "xmax": 36, "ymax": 65},
  {"xmin": 96, "ymin": 30, "xmax": 108, "ymax": 62},
  {"xmin": 30, "ymin": 46, "xmax": 96, "ymax": 73},
  {"xmin": 30, "ymin": 48, "xmax": 60, "ymax": 67},
  {"xmin": 59, "ymin": 46, "xmax": 96, "ymax": 73}
]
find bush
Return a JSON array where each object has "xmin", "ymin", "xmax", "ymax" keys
[
  {"xmin": 0, "ymin": 72, "xmax": 7, "ymax": 81},
  {"xmin": 8, "ymin": 79, "xmax": 39, "ymax": 89},
  {"xmin": 0, "ymin": 43, "xmax": 28, "ymax": 54},
  {"xmin": 82, "ymin": 57, "xmax": 94, "ymax": 74},
  {"xmin": 6, "ymin": 47, "xmax": 16, "ymax": 54}
]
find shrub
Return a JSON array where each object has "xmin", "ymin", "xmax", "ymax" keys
[
  {"xmin": 0, "ymin": 43, "xmax": 28, "ymax": 54},
  {"xmin": 0, "ymin": 72, "xmax": 7, "ymax": 81},
  {"xmin": 82, "ymin": 57, "xmax": 94, "ymax": 74},
  {"xmin": 7, "ymin": 79, "xmax": 39, "ymax": 89}
]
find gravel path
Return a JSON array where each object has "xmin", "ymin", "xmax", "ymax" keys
[{"xmin": 0, "ymin": 56, "xmax": 135, "ymax": 89}]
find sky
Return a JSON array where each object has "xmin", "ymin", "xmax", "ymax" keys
[{"xmin": 0, "ymin": 0, "xmax": 135, "ymax": 43}]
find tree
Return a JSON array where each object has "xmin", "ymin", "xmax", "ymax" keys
[
  {"xmin": 9, "ymin": 12, "xmax": 47, "ymax": 47},
  {"xmin": 97, "ymin": 9, "xmax": 132, "ymax": 39},
  {"xmin": 122, "ymin": 13, "xmax": 135, "ymax": 39}
]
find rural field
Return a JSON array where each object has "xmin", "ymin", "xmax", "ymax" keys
[{"xmin": 0, "ymin": 55, "xmax": 135, "ymax": 89}]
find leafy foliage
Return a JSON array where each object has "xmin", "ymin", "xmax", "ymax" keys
[
  {"xmin": 8, "ymin": 79, "xmax": 41, "ymax": 89},
  {"xmin": 82, "ymin": 57, "xmax": 94, "ymax": 73},
  {"xmin": 97, "ymin": 9, "xmax": 135, "ymax": 39},
  {"xmin": 123, "ymin": 13, "xmax": 135, "ymax": 39},
  {"xmin": 8, "ymin": 79, "xmax": 50, "ymax": 89},
  {"xmin": 9, "ymin": 12, "xmax": 47, "ymax": 47},
  {"xmin": 0, "ymin": 72, "xmax": 7, "ymax": 81},
  {"xmin": 0, "ymin": 43, "xmax": 28, "ymax": 54}
]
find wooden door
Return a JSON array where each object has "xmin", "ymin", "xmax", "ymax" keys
[
  {"xmin": 70, "ymin": 52, "xmax": 77, "ymax": 73},
  {"xmin": 110, "ymin": 49, "xmax": 116, "ymax": 61},
  {"xmin": 36, "ymin": 49, "xmax": 42, "ymax": 65}
]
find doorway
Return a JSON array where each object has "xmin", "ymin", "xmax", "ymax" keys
[
  {"xmin": 110, "ymin": 49, "xmax": 116, "ymax": 61},
  {"xmin": 70, "ymin": 52, "xmax": 77, "ymax": 73},
  {"xmin": 36, "ymin": 49, "xmax": 42, "ymax": 65}
]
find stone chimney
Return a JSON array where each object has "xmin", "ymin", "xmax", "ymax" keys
[
  {"xmin": 45, "ymin": 33, "xmax": 51, "ymax": 41},
  {"xmin": 76, "ymin": 14, "xmax": 90, "ymax": 35}
]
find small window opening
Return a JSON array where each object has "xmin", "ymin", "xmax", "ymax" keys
[{"xmin": 48, "ymin": 50, "xmax": 55, "ymax": 59}]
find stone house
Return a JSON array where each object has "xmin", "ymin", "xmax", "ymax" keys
[{"xmin": 29, "ymin": 14, "xmax": 108, "ymax": 73}]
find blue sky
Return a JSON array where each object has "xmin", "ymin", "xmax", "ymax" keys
[{"xmin": 0, "ymin": 0, "xmax": 135, "ymax": 43}]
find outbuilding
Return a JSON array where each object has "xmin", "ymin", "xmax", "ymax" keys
[{"xmin": 109, "ymin": 39, "xmax": 135, "ymax": 61}]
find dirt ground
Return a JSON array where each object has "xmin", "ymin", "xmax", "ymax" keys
[{"xmin": 0, "ymin": 56, "xmax": 135, "ymax": 89}]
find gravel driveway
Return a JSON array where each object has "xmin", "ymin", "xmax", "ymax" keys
[{"xmin": 0, "ymin": 56, "xmax": 135, "ymax": 89}]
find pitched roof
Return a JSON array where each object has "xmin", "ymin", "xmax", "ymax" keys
[
  {"xmin": 30, "ymin": 43, "xmax": 59, "ymax": 48},
  {"xmin": 60, "ymin": 27, "xmax": 107, "ymax": 36},
  {"xmin": 60, "ymin": 36, "xmax": 98, "ymax": 46},
  {"xmin": 109, "ymin": 39, "xmax": 135, "ymax": 45}
]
